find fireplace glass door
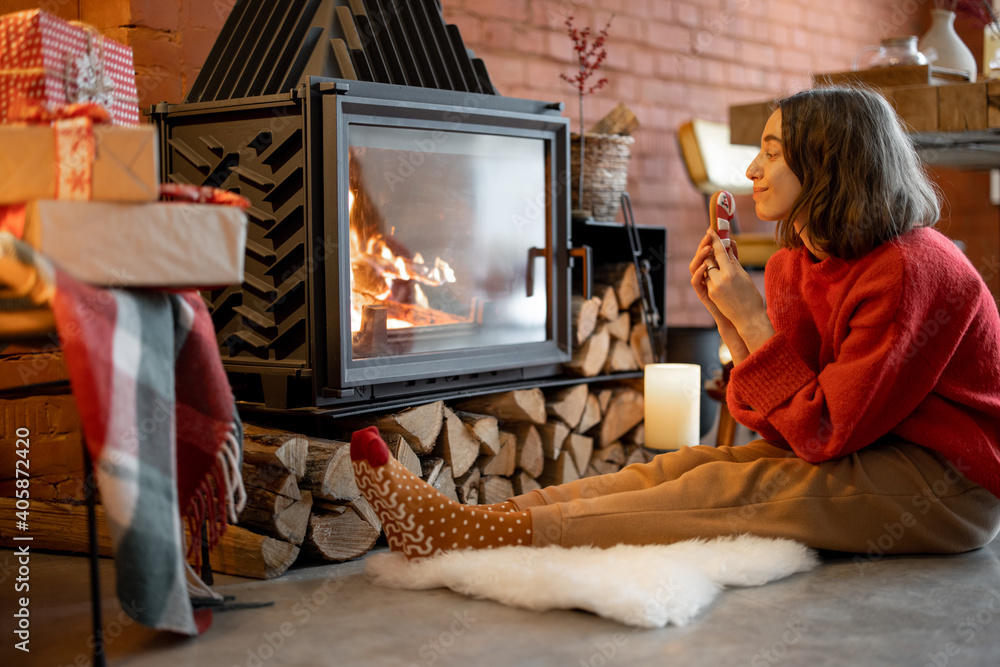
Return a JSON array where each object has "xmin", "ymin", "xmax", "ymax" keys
[{"xmin": 347, "ymin": 122, "xmax": 551, "ymax": 359}]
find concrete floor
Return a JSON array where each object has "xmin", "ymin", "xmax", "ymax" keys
[{"xmin": 4, "ymin": 539, "xmax": 1000, "ymax": 667}]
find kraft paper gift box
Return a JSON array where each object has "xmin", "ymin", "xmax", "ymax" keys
[
  {"xmin": 0, "ymin": 124, "xmax": 158, "ymax": 204},
  {"xmin": 7, "ymin": 200, "xmax": 247, "ymax": 287},
  {"xmin": 0, "ymin": 10, "xmax": 139, "ymax": 125}
]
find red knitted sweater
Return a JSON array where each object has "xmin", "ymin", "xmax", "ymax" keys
[{"xmin": 728, "ymin": 226, "xmax": 1000, "ymax": 498}]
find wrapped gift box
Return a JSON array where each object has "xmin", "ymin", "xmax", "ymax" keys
[
  {"xmin": 6, "ymin": 200, "xmax": 247, "ymax": 287},
  {"xmin": 0, "ymin": 10, "xmax": 140, "ymax": 125},
  {"xmin": 0, "ymin": 124, "xmax": 158, "ymax": 204}
]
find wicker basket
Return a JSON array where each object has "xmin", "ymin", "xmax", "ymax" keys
[{"xmin": 570, "ymin": 132, "xmax": 635, "ymax": 221}]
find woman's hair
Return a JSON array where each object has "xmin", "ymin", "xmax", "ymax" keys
[{"xmin": 775, "ymin": 86, "xmax": 940, "ymax": 259}]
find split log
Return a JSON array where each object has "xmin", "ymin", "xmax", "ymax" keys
[
  {"xmin": 576, "ymin": 392, "xmax": 602, "ymax": 435},
  {"xmin": 623, "ymin": 423, "xmax": 645, "ymax": 447},
  {"xmin": 210, "ymin": 525, "xmax": 300, "ymax": 579},
  {"xmin": 435, "ymin": 407, "xmax": 481, "ymax": 478},
  {"xmin": 588, "ymin": 102, "xmax": 640, "ymax": 136},
  {"xmin": 479, "ymin": 475, "xmax": 515, "ymax": 506},
  {"xmin": 597, "ymin": 388, "xmax": 614, "ymax": 414},
  {"xmin": 539, "ymin": 450, "xmax": 580, "ymax": 486},
  {"xmin": 237, "ymin": 491, "xmax": 313, "ymax": 546},
  {"xmin": 456, "ymin": 411, "xmax": 501, "ymax": 456},
  {"xmin": 301, "ymin": 436, "xmax": 357, "ymax": 502},
  {"xmin": 597, "ymin": 285, "xmax": 619, "ymax": 322},
  {"xmin": 566, "ymin": 433, "xmax": 595, "ymax": 477},
  {"xmin": 0, "ymin": 497, "xmax": 112, "ymax": 556},
  {"xmin": 454, "ymin": 389, "xmax": 546, "ymax": 425},
  {"xmin": 243, "ymin": 450, "xmax": 301, "ymax": 502},
  {"xmin": 512, "ymin": 471, "xmax": 542, "ymax": 496},
  {"xmin": 431, "ymin": 463, "xmax": 460, "ymax": 503},
  {"xmin": 537, "ymin": 420, "xmax": 570, "ymax": 460},
  {"xmin": 625, "ymin": 444, "xmax": 655, "ymax": 467},
  {"xmin": 629, "ymin": 323, "xmax": 654, "ymax": 368},
  {"xmin": 605, "ymin": 338, "xmax": 640, "ymax": 373},
  {"xmin": 387, "ymin": 433, "xmax": 422, "ymax": 477},
  {"xmin": 508, "ymin": 424, "xmax": 544, "ymax": 478},
  {"xmin": 566, "ymin": 327, "xmax": 610, "ymax": 378},
  {"xmin": 479, "ymin": 430, "xmax": 517, "ymax": 476},
  {"xmin": 606, "ymin": 311, "xmax": 631, "ymax": 341},
  {"xmin": 375, "ymin": 401, "xmax": 444, "ymax": 455},
  {"xmin": 421, "ymin": 457, "xmax": 445, "ymax": 487},
  {"xmin": 572, "ymin": 295, "xmax": 601, "ymax": 345},
  {"xmin": 590, "ymin": 442, "xmax": 626, "ymax": 475},
  {"xmin": 350, "ymin": 495, "xmax": 382, "ymax": 533},
  {"xmin": 455, "ymin": 467, "xmax": 481, "ymax": 505},
  {"xmin": 243, "ymin": 423, "xmax": 308, "ymax": 481},
  {"xmin": 599, "ymin": 389, "xmax": 645, "ymax": 447},
  {"xmin": 595, "ymin": 262, "xmax": 640, "ymax": 311},
  {"xmin": 303, "ymin": 502, "xmax": 379, "ymax": 563},
  {"xmin": 545, "ymin": 383, "xmax": 589, "ymax": 430}
]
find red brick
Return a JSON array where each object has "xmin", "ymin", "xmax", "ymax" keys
[
  {"xmin": 741, "ymin": 42, "xmax": 776, "ymax": 70},
  {"xmin": 647, "ymin": 21, "xmax": 690, "ymax": 49},
  {"xmin": 131, "ymin": 0, "xmax": 179, "ymax": 31},
  {"xmin": 80, "ymin": 0, "xmax": 127, "ymax": 28},
  {"xmin": 180, "ymin": 0, "xmax": 235, "ymax": 32},
  {"xmin": 676, "ymin": 2, "xmax": 700, "ymax": 28},
  {"xmin": 471, "ymin": 0, "xmax": 529, "ymax": 23}
]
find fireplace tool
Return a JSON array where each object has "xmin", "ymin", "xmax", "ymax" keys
[{"xmin": 620, "ymin": 192, "xmax": 666, "ymax": 363}]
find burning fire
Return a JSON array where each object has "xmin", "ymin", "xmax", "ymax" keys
[{"xmin": 349, "ymin": 189, "xmax": 457, "ymax": 332}]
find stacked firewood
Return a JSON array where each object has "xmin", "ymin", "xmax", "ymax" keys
[
  {"xmin": 569, "ymin": 261, "xmax": 654, "ymax": 377},
  {"xmin": 221, "ymin": 379, "xmax": 651, "ymax": 578}
]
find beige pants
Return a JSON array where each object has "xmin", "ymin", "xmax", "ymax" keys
[{"xmin": 510, "ymin": 440, "xmax": 1000, "ymax": 554}]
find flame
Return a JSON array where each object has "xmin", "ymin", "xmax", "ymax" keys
[{"xmin": 349, "ymin": 188, "xmax": 457, "ymax": 333}]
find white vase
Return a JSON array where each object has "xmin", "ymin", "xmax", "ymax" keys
[{"xmin": 918, "ymin": 9, "xmax": 977, "ymax": 82}]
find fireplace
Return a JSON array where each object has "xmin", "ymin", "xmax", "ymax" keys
[{"xmin": 151, "ymin": 0, "xmax": 662, "ymax": 413}]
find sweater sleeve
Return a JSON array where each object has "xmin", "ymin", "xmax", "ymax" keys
[{"xmin": 726, "ymin": 242, "xmax": 969, "ymax": 463}]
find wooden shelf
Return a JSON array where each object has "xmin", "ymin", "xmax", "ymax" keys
[{"xmin": 729, "ymin": 69, "xmax": 1000, "ymax": 170}]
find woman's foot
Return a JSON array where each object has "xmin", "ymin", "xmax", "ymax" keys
[{"xmin": 351, "ymin": 426, "xmax": 532, "ymax": 558}]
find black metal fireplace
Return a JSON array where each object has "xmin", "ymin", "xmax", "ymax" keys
[{"xmin": 152, "ymin": 0, "xmax": 662, "ymax": 413}]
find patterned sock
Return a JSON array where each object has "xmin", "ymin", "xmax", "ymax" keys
[
  {"xmin": 478, "ymin": 502, "xmax": 518, "ymax": 512},
  {"xmin": 351, "ymin": 426, "xmax": 532, "ymax": 558}
]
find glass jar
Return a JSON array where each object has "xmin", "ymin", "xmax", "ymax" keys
[{"xmin": 853, "ymin": 36, "xmax": 928, "ymax": 71}]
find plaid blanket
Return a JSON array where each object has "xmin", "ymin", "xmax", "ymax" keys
[{"xmin": 1, "ymin": 231, "xmax": 245, "ymax": 635}]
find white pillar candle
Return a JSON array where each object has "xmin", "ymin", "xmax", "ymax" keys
[{"xmin": 644, "ymin": 363, "xmax": 701, "ymax": 450}]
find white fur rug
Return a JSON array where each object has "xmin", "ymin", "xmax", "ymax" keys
[{"xmin": 366, "ymin": 535, "xmax": 819, "ymax": 628}]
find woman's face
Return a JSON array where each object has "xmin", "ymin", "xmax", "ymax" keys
[{"xmin": 746, "ymin": 109, "xmax": 802, "ymax": 223}]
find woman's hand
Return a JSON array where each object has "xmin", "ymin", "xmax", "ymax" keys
[
  {"xmin": 697, "ymin": 229, "xmax": 775, "ymax": 355},
  {"xmin": 689, "ymin": 230, "xmax": 751, "ymax": 363}
]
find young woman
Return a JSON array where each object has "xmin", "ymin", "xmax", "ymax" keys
[{"xmin": 351, "ymin": 86, "xmax": 1000, "ymax": 559}]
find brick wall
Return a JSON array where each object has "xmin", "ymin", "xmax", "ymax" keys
[{"xmin": 5, "ymin": 0, "xmax": 994, "ymax": 323}]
